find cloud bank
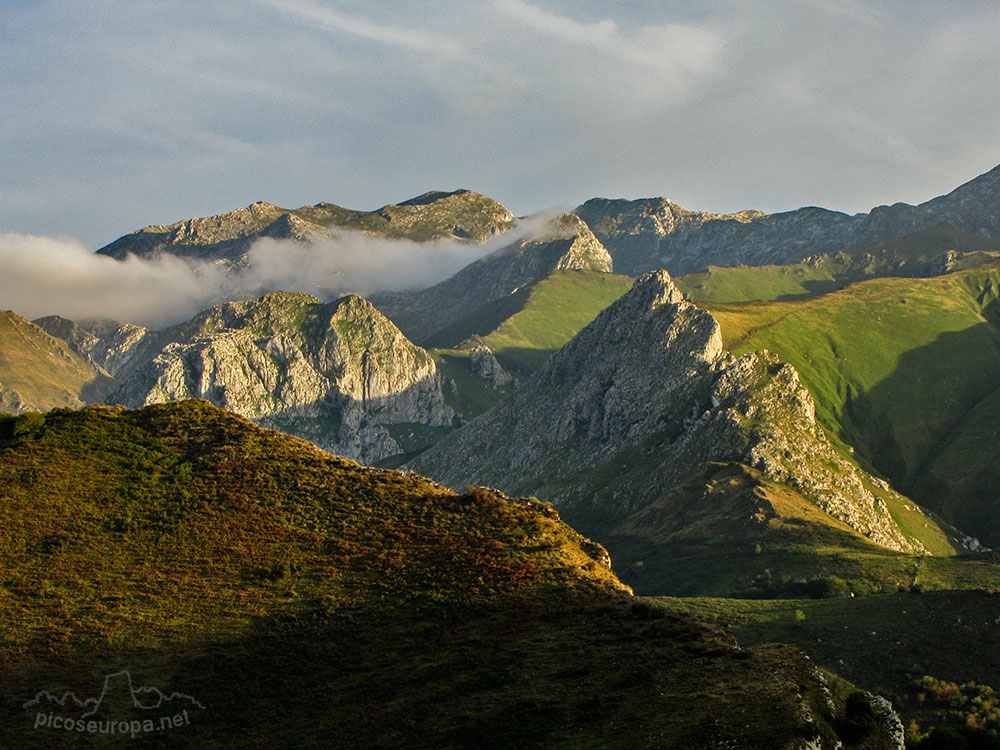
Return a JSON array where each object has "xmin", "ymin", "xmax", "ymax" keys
[{"xmin": 0, "ymin": 222, "xmax": 546, "ymax": 328}]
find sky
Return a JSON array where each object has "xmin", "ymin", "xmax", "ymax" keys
[{"xmin": 2, "ymin": 0, "xmax": 999, "ymax": 249}]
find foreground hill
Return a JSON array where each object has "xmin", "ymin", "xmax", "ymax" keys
[
  {"xmin": 0, "ymin": 401, "xmax": 900, "ymax": 748},
  {"xmin": 0, "ymin": 311, "xmax": 111, "ymax": 413},
  {"xmin": 95, "ymin": 189, "xmax": 516, "ymax": 265},
  {"xmin": 577, "ymin": 164, "xmax": 1000, "ymax": 276}
]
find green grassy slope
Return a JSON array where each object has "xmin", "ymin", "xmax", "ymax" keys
[
  {"xmin": 0, "ymin": 311, "xmax": 111, "ymax": 412},
  {"xmin": 697, "ymin": 265, "xmax": 1000, "ymax": 545},
  {"xmin": 0, "ymin": 401, "xmax": 892, "ymax": 749},
  {"xmin": 676, "ymin": 261, "xmax": 849, "ymax": 303},
  {"xmin": 675, "ymin": 227, "xmax": 1000, "ymax": 305},
  {"xmin": 427, "ymin": 270, "xmax": 633, "ymax": 373},
  {"xmin": 425, "ymin": 270, "xmax": 632, "ymax": 423}
]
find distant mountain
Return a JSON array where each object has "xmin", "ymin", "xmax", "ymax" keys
[
  {"xmin": 0, "ymin": 310, "xmax": 111, "ymax": 413},
  {"xmin": 369, "ymin": 213, "xmax": 613, "ymax": 343},
  {"xmin": 576, "ymin": 164, "xmax": 1000, "ymax": 276},
  {"xmin": 0, "ymin": 400, "xmax": 902, "ymax": 748},
  {"xmin": 37, "ymin": 293, "xmax": 456, "ymax": 463},
  {"xmin": 95, "ymin": 189, "xmax": 516, "ymax": 265}
]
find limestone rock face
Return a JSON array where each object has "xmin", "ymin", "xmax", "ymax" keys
[
  {"xmin": 409, "ymin": 269, "xmax": 728, "ymax": 492},
  {"xmin": 370, "ymin": 213, "xmax": 613, "ymax": 343},
  {"xmin": 410, "ymin": 270, "xmax": 917, "ymax": 552},
  {"xmin": 669, "ymin": 351, "xmax": 912, "ymax": 550},
  {"xmin": 34, "ymin": 316, "xmax": 152, "ymax": 378},
  {"xmin": 52, "ymin": 293, "xmax": 453, "ymax": 463},
  {"xmin": 95, "ymin": 190, "xmax": 515, "ymax": 265},
  {"xmin": 468, "ymin": 345, "xmax": 513, "ymax": 387},
  {"xmin": 576, "ymin": 164, "xmax": 1000, "ymax": 276}
]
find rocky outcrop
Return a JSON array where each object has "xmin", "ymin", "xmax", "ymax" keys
[
  {"xmin": 370, "ymin": 213, "xmax": 613, "ymax": 343},
  {"xmin": 576, "ymin": 164, "xmax": 1000, "ymax": 276},
  {"xmin": 95, "ymin": 190, "xmax": 515, "ymax": 265},
  {"xmin": 35, "ymin": 315, "xmax": 152, "ymax": 378},
  {"xmin": 410, "ymin": 270, "xmax": 917, "ymax": 552},
  {"xmin": 45, "ymin": 293, "xmax": 454, "ymax": 463},
  {"xmin": 468, "ymin": 345, "xmax": 513, "ymax": 387}
]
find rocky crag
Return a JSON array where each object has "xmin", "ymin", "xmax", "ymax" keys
[
  {"xmin": 95, "ymin": 189, "xmax": 516, "ymax": 265},
  {"xmin": 576, "ymin": 164, "xmax": 1000, "ymax": 276},
  {"xmin": 410, "ymin": 270, "xmax": 921, "ymax": 553},
  {"xmin": 369, "ymin": 213, "xmax": 613, "ymax": 343},
  {"xmin": 37, "ymin": 293, "xmax": 455, "ymax": 463}
]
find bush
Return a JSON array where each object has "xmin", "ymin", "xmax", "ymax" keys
[
  {"xmin": 837, "ymin": 691, "xmax": 877, "ymax": 743},
  {"xmin": 806, "ymin": 576, "xmax": 850, "ymax": 599},
  {"xmin": 13, "ymin": 411, "xmax": 46, "ymax": 436}
]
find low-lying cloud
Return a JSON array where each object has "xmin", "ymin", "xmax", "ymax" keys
[{"xmin": 0, "ymin": 217, "xmax": 550, "ymax": 329}]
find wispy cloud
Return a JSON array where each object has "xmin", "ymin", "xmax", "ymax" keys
[
  {"xmin": 255, "ymin": 0, "xmax": 469, "ymax": 59},
  {"xmin": 494, "ymin": 0, "xmax": 723, "ymax": 75}
]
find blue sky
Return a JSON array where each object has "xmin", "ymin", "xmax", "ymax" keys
[{"xmin": 2, "ymin": 0, "xmax": 999, "ymax": 247}]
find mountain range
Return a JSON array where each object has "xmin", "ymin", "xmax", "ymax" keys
[
  {"xmin": 3, "ymin": 164, "xmax": 1000, "ymax": 746},
  {"xmin": 576, "ymin": 164, "xmax": 1000, "ymax": 276}
]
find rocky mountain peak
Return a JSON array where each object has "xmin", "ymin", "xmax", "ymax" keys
[
  {"xmin": 410, "ymin": 270, "xmax": 917, "ymax": 552},
  {"xmin": 95, "ymin": 190, "xmax": 517, "ymax": 264},
  {"xmin": 150, "ymin": 201, "xmax": 284, "ymax": 244},
  {"xmin": 40, "ymin": 291, "xmax": 454, "ymax": 463},
  {"xmin": 618, "ymin": 268, "xmax": 688, "ymax": 311}
]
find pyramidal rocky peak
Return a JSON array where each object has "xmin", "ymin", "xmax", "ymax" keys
[{"xmin": 410, "ymin": 269, "xmax": 917, "ymax": 552}]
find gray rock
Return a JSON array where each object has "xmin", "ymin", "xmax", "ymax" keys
[
  {"xmin": 370, "ymin": 213, "xmax": 612, "ymax": 343},
  {"xmin": 468, "ymin": 345, "xmax": 513, "ymax": 387},
  {"xmin": 410, "ymin": 269, "xmax": 917, "ymax": 552},
  {"xmin": 61, "ymin": 292, "xmax": 454, "ymax": 463}
]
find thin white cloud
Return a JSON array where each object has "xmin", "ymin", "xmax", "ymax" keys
[
  {"xmin": 255, "ymin": 0, "xmax": 468, "ymax": 59},
  {"xmin": 493, "ymin": 0, "xmax": 723, "ymax": 75}
]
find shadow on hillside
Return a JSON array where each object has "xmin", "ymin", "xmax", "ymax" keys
[
  {"xmin": 79, "ymin": 372, "xmax": 117, "ymax": 406},
  {"xmin": 847, "ymin": 309, "xmax": 1000, "ymax": 546}
]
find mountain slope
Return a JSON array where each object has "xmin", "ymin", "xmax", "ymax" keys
[
  {"xmin": 606, "ymin": 461, "xmax": 967, "ymax": 597},
  {"xmin": 410, "ymin": 271, "xmax": 946, "ymax": 567},
  {"xmin": 370, "ymin": 213, "xmax": 613, "ymax": 343},
  {"xmin": 95, "ymin": 189, "xmax": 516, "ymax": 264},
  {"xmin": 577, "ymin": 164, "xmax": 1000, "ymax": 276},
  {"xmin": 701, "ymin": 264, "xmax": 1000, "ymax": 546},
  {"xmin": 0, "ymin": 401, "xmax": 901, "ymax": 749},
  {"xmin": 37, "ymin": 293, "xmax": 457, "ymax": 463},
  {"xmin": 0, "ymin": 311, "xmax": 111, "ymax": 413}
]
